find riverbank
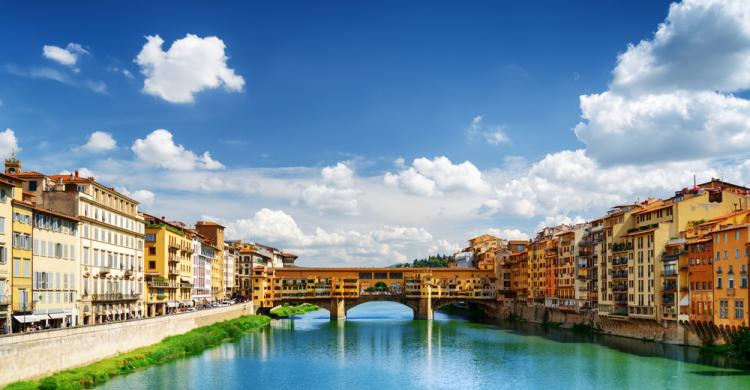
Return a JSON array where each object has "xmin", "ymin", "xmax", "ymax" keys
[
  {"xmin": 270, "ymin": 304, "xmax": 319, "ymax": 318},
  {"xmin": 3, "ymin": 314, "xmax": 271, "ymax": 390}
]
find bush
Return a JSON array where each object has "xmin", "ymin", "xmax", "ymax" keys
[{"xmin": 729, "ymin": 328, "xmax": 750, "ymax": 360}]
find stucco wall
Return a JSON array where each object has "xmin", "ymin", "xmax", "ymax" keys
[{"xmin": 0, "ymin": 302, "xmax": 254, "ymax": 386}]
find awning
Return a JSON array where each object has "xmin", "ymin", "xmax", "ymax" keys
[
  {"xmin": 48, "ymin": 313, "xmax": 67, "ymax": 320},
  {"xmin": 13, "ymin": 315, "xmax": 44, "ymax": 323},
  {"xmin": 181, "ymin": 277, "xmax": 191, "ymax": 283},
  {"xmin": 679, "ymin": 295, "xmax": 690, "ymax": 307}
]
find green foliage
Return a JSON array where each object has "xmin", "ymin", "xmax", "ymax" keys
[
  {"xmin": 506, "ymin": 313, "xmax": 521, "ymax": 322},
  {"xmin": 728, "ymin": 328, "xmax": 750, "ymax": 360},
  {"xmin": 391, "ymin": 254, "xmax": 451, "ymax": 268},
  {"xmin": 374, "ymin": 282, "xmax": 388, "ymax": 291},
  {"xmin": 270, "ymin": 304, "xmax": 319, "ymax": 318},
  {"xmin": 3, "ymin": 315, "xmax": 271, "ymax": 390}
]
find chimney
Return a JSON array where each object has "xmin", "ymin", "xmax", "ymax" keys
[{"xmin": 74, "ymin": 170, "xmax": 79, "ymax": 178}]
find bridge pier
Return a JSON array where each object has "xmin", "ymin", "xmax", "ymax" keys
[
  {"xmin": 414, "ymin": 298, "xmax": 433, "ymax": 320},
  {"xmin": 330, "ymin": 298, "xmax": 346, "ymax": 320}
]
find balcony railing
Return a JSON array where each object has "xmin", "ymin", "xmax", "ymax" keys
[
  {"xmin": 147, "ymin": 280, "xmax": 179, "ymax": 289},
  {"xmin": 662, "ymin": 269, "xmax": 677, "ymax": 277},
  {"xmin": 92, "ymin": 293, "xmax": 140, "ymax": 302},
  {"xmin": 0, "ymin": 295, "xmax": 9, "ymax": 305}
]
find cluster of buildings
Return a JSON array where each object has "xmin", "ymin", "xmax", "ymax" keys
[
  {"xmin": 0, "ymin": 156, "xmax": 297, "ymax": 334},
  {"xmin": 456, "ymin": 179, "xmax": 750, "ymax": 329}
]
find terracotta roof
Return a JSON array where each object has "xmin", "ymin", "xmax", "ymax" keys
[
  {"xmin": 11, "ymin": 171, "xmax": 45, "ymax": 178},
  {"xmin": 48, "ymin": 174, "xmax": 95, "ymax": 183},
  {"xmin": 196, "ymin": 220, "xmax": 225, "ymax": 228},
  {"xmin": 32, "ymin": 206, "xmax": 79, "ymax": 221},
  {"xmin": 712, "ymin": 223, "xmax": 750, "ymax": 233}
]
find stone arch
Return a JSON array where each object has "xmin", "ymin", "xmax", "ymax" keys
[
  {"xmin": 432, "ymin": 298, "xmax": 497, "ymax": 318},
  {"xmin": 344, "ymin": 296, "xmax": 419, "ymax": 318}
]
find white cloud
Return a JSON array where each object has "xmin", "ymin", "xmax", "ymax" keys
[
  {"xmin": 575, "ymin": 0, "xmax": 750, "ymax": 166},
  {"xmin": 385, "ymin": 156, "xmax": 490, "ymax": 197},
  {"xmin": 76, "ymin": 131, "xmax": 117, "ymax": 153},
  {"xmin": 299, "ymin": 162, "xmax": 360, "ymax": 215},
  {"xmin": 0, "ymin": 128, "xmax": 19, "ymax": 159},
  {"xmin": 42, "ymin": 43, "xmax": 88, "ymax": 67},
  {"xmin": 122, "ymin": 69, "xmax": 134, "ymax": 79},
  {"xmin": 485, "ymin": 228, "xmax": 530, "ymax": 241},
  {"xmin": 466, "ymin": 115, "xmax": 509, "ymax": 145},
  {"xmin": 225, "ymin": 208, "xmax": 453, "ymax": 266},
  {"xmin": 119, "ymin": 188, "xmax": 155, "ymax": 208},
  {"xmin": 131, "ymin": 129, "xmax": 224, "ymax": 170},
  {"xmin": 135, "ymin": 34, "xmax": 245, "ymax": 103}
]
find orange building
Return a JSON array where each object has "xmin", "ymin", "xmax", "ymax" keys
[
  {"xmin": 712, "ymin": 218, "xmax": 750, "ymax": 328},
  {"xmin": 686, "ymin": 237, "xmax": 713, "ymax": 322}
]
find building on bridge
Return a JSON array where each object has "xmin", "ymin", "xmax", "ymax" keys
[{"xmin": 252, "ymin": 267, "xmax": 497, "ymax": 320}]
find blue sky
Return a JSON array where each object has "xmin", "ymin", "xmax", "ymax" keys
[{"xmin": 4, "ymin": 0, "xmax": 750, "ymax": 266}]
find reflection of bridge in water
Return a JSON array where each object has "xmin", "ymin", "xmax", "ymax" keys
[{"xmin": 252, "ymin": 267, "xmax": 498, "ymax": 320}]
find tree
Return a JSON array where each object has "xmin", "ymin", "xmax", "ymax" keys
[
  {"xmin": 374, "ymin": 282, "xmax": 388, "ymax": 291},
  {"xmin": 729, "ymin": 328, "xmax": 750, "ymax": 360}
]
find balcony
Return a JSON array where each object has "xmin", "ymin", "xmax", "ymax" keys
[
  {"xmin": 0, "ymin": 295, "xmax": 9, "ymax": 305},
  {"xmin": 180, "ymin": 282, "xmax": 193, "ymax": 289},
  {"xmin": 662, "ymin": 269, "xmax": 677, "ymax": 277},
  {"xmin": 147, "ymin": 280, "xmax": 179, "ymax": 289},
  {"xmin": 611, "ymin": 271, "xmax": 628, "ymax": 279},
  {"xmin": 169, "ymin": 256, "xmax": 180, "ymax": 264},
  {"xmin": 92, "ymin": 293, "xmax": 140, "ymax": 302},
  {"xmin": 612, "ymin": 257, "xmax": 628, "ymax": 266},
  {"xmin": 169, "ymin": 267, "xmax": 179, "ymax": 276},
  {"xmin": 662, "ymin": 284, "xmax": 677, "ymax": 293},
  {"xmin": 663, "ymin": 254, "xmax": 680, "ymax": 262},
  {"xmin": 612, "ymin": 243, "xmax": 633, "ymax": 252}
]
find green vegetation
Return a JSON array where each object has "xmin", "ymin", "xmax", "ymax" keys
[
  {"xmin": 728, "ymin": 328, "xmax": 750, "ymax": 360},
  {"xmin": 506, "ymin": 313, "xmax": 522, "ymax": 322},
  {"xmin": 3, "ymin": 315, "xmax": 271, "ymax": 390},
  {"xmin": 391, "ymin": 254, "xmax": 451, "ymax": 268},
  {"xmin": 270, "ymin": 303, "xmax": 319, "ymax": 318}
]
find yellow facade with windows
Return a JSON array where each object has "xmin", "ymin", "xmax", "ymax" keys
[
  {"xmin": 11, "ymin": 195, "xmax": 33, "ymax": 331},
  {"xmin": 0, "ymin": 175, "xmax": 19, "ymax": 334},
  {"xmin": 144, "ymin": 215, "xmax": 193, "ymax": 317}
]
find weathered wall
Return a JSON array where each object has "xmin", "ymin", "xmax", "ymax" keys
[
  {"xmin": 502, "ymin": 301, "xmax": 711, "ymax": 346},
  {"xmin": 0, "ymin": 303, "xmax": 254, "ymax": 386}
]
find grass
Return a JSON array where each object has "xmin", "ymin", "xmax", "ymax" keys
[
  {"xmin": 270, "ymin": 303, "xmax": 319, "ymax": 318},
  {"xmin": 3, "ymin": 314, "xmax": 271, "ymax": 390}
]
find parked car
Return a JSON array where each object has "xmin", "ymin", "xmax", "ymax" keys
[{"xmin": 186, "ymin": 307, "xmax": 197, "ymax": 312}]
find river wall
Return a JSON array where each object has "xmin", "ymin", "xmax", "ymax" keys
[
  {"xmin": 494, "ymin": 301, "xmax": 712, "ymax": 347},
  {"xmin": 0, "ymin": 303, "xmax": 255, "ymax": 386}
]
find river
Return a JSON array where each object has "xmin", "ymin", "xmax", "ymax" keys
[{"xmin": 100, "ymin": 302, "xmax": 750, "ymax": 389}]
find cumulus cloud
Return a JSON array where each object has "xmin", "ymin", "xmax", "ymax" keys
[
  {"xmin": 117, "ymin": 187, "xmax": 156, "ymax": 208},
  {"xmin": 485, "ymin": 228, "xmax": 530, "ymax": 241},
  {"xmin": 42, "ymin": 43, "xmax": 88, "ymax": 67},
  {"xmin": 132, "ymin": 129, "xmax": 224, "ymax": 170},
  {"xmin": 385, "ymin": 156, "xmax": 490, "ymax": 197},
  {"xmin": 135, "ymin": 34, "xmax": 245, "ymax": 103},
  {"xmin": 75, "ymin": 131, "xmax": 117, "ymax": 153},
  {"xmin": 299, "ymin": 162, "xmax": 360, "ymax": 215},
  {"xmin": 225, "ymin": 208, "xmax": 450, "ymax": 265},
  {"xmin": 466, "ymin": 115, "xmax": 509, "ymax": 145},
  {"xmin": 0, "ymin": 128, "xmax": 19, "ymax": 159},
  {"xmin": 575, "ymin": 0, "xmax": 750, "ymax": 165}
]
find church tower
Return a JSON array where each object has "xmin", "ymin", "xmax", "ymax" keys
[{"xmin": 4, "ymin": 151, "xmax": 20, "ymax": 174}]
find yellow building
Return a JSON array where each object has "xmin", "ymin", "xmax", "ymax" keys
[
  {"xmin": 31, "ymin": 207, "xmax": 80, "ymax": 328},
  {"xmin": 0, "ymin": 174, "xmax": 21, "ymax": 334},
  {"xmin": 10, "ymin": 187, "xmax": 33, "ymax": 331},
  {"xmin": 144, "ymin": 214, "xmax": 193, "ymax": 316}
]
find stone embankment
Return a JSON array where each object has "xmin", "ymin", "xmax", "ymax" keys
[{"xmin": 0, "ymin": 303, "xmax": 254, "ymax": 386}]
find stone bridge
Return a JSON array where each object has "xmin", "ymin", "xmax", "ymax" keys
[{"xmin": 251, "ymin": 267, "xmax": 498, "ymax": 320}]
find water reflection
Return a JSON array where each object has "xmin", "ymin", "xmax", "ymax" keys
[{"xmin": 100, "ymin": 302, "xmax": 750, "ymax": 390}]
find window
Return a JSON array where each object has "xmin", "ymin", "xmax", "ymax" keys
[
  {"xmin": 720, "ymin": 300, "xmax": 729, "ymax": 318},
  {"xmin": 0, "ymin": 217, "xmax": 4, "ymax": 232},
  {"xmin": 83, "ymin": 247, "xmax": 89, "ymax": 265},
  {"xmin": 149, "ymin": 247, "xmax": 156, "ymax": 255},
  {"xmin": 13, "ymin": 257, "xmax": 21, "ymax": 277},
  {"xmin": 736, "ymin": 300, "xmax": 745, "ymax": 320},
  {"xmin": 28, "ymin": 180, "xmax": 37, "ymax": 191},
  {"xmin": 149, "ymin": 260, "xmax": 156, "ymax": 269},
  {"xmin": 736, "ymin": 230, "xmax": 741, "ymax": 241},
  {"xmin": 736, "ymin": 249, "xmax": 741, "ymax": 259}
]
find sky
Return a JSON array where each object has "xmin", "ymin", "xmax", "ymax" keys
[{"xmin": 3, "ymin": 0, "xmax": 750, "ymax": 266}]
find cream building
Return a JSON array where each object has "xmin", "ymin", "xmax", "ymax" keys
[
  {"xmin": 41, "ymin": 172, "xmax": 145, "ymax": 325},
  {"xmin": 31, "ymin": 207, "xmax": 79, "ymax": 328}
]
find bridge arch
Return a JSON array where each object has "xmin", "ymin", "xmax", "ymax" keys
[{"xmin": 344, "ymin": 297, "xmax": 420, "ymax": 319}]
